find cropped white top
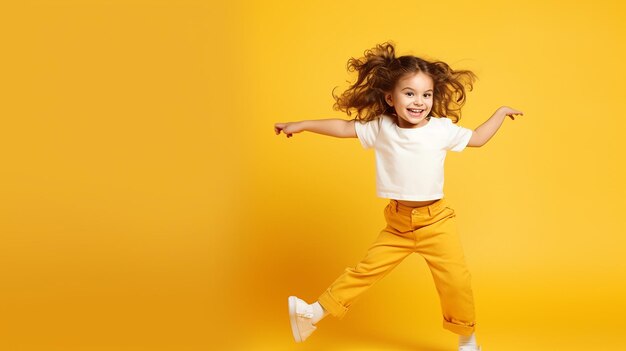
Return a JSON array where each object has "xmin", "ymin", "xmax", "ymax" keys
[{"xmin": 354, "ymin": 114, "xmax": 473, "ymax": 201}]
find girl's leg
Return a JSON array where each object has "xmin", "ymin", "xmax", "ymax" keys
[
  {"xmin": 415, "ymin": 203, "xmax": 477, "ymax": 336},
  {"xmin": 317, "ymin": 201, "xmax": 415, "ymax": 319}
]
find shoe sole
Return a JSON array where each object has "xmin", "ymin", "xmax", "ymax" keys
[{"xmin": 288, "ymin": 296, "xmax": 302, "ymax": 343}]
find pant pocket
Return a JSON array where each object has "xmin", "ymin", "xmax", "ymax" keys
[
  {"xmin": 443, "ymin": 206, "xmax": 456, "ymax": 217},
  {"xmin": 384, "ymin": 203, "xmax": 411, "ymax": 234}
]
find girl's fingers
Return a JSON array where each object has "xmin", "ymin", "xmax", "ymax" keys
[{"xmin": 274, "ymin": 123, "xmax": 295, "ymax": 137}]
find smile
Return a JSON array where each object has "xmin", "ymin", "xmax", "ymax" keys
[{"xmin": 407, "ymin": 108, "xmax": 424, "ymax": 117}]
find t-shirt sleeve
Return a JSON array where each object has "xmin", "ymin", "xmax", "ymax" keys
[
  {"xmin": 443, "ymin": 117, "xmax": 473, "ymax": 152},
  {"xmin": 354, "ymin": 117, "xmax": 382, "ymax": 149}
]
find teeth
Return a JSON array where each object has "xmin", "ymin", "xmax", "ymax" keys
[{"xmin": 408, "ymin": 109, "xmax": 423, "ymax": 113}]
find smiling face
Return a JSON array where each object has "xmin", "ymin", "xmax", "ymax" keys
[{"xmin": 384, "ymin": 71, "xmax": 434, "ymax": 129}]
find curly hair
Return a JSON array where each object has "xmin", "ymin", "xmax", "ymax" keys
[{"xmin": 332, "ymin": 41, "xmax": 477, "ymax": 124}]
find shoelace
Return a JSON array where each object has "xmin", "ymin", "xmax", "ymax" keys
[
  {"xmin": 297, "ymin": 312, "xmax": 314, "ymax": 319},
  {"xmin": 296, "ymin": 308, "xmax": 314, "ymax": 319}
]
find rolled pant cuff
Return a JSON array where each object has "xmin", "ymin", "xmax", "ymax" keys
[
  {"xmin": 317, "ymin": 289, "xmax": 348, "ymax": 320},
  {"xmin": 443, "ymin": 319, "xmax": 476, "ymax": 336}
]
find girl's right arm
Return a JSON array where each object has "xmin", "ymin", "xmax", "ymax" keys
[{"xmin": 274, "ymin": 119, "xmax": 357, "ymax": 138}]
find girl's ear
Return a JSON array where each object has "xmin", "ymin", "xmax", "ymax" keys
[{"xmin": 385, "ymin": 93, "xmax": 393, "ymax": 107}]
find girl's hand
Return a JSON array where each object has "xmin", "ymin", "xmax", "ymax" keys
[
  {"xmin": 498, "ymin": 106, "xmax": 524, "ymax": 120},
  {"xmin": 274, "ymin": 121, "xmax": 303, "ymax": 138}
]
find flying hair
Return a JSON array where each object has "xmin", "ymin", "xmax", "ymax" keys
[{"xmin": 332, "ymin": 41, "xmax": 477, "ymax": 124}]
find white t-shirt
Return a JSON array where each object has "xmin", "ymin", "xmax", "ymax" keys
[{"xmin": 354, "ymin": 114, "xmax": 473, "ymax": 201}]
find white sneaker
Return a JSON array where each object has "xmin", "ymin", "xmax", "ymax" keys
[
  {"xmin": 288, "ymin": 296, "xmax": 317, "ymax": 342},
  {"xmin": 459, "ymin": 346, "xmax": 482, "ymax": 351}
]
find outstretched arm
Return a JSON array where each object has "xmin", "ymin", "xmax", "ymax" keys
[
  {"xmin": 274, "ymin": 119, "xmax": 357, "ymax": 138},
  {"xmin": 467, "ymin": 106, "xmax": 524, "ymax": 147}
]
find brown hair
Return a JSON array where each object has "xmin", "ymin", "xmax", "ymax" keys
[{"xmin": 332, "ymin": 41, "xmax": 477, "ymax": 124}]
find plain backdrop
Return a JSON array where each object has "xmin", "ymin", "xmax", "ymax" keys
[{"xmin": 1, "ymin": 0, "xmax": 625, "ymax": 350}]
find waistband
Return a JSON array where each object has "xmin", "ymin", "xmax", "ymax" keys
[{"xmin": 389, "ymin": 198, "xmax": 448, "ymax": 216}]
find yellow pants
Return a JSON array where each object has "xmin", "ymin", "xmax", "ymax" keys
[{"xmin": 317, "ymin": 198, "xmax": 477, "ymax": 336}]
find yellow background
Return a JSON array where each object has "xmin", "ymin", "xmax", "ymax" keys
[{"xmin": 1, "ymin": 0, "xmax": 625, "ymax": 350}]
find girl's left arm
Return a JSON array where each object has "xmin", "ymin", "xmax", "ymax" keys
[{"xmin": 467, "ymin": 106, "xmax": 524, "ymax": 147}]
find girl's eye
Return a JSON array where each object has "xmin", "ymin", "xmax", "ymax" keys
[
  {"xmin": 405, "ymin": 92, "xmax": 413, "ymax": 96},
  {"xmin": 424, "ymin": 93, "xmax": 432, "ymax": 98}
]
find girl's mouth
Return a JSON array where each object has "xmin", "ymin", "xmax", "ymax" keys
[{"xmin": 407, "ymin": 108, "xmax": 424, "ymax": 117}]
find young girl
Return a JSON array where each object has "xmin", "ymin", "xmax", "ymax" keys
[{"xmin": 274, "ymin": 42, "xmax": 523, "ymax": 351}]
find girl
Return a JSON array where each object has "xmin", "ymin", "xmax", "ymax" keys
[{"xmin": 274, "ymin": 41, "xmax": 523, "ymax": 351}]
